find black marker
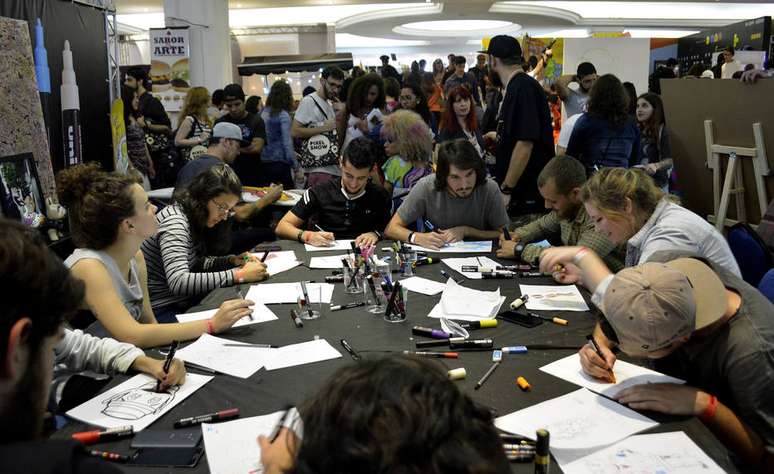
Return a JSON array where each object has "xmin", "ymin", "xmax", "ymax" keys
[
  {"xmin": 330, "ymin": 302, "xmax": 366, "ymax": 311},
  {"xmin": 502, "ymin": 227, "xmax": 511, "ymax": 241},
  {"xmin": 155, "ymin": 340, "xmax": 178, "ymax": 393},
  {"xmin": 290, "ymin": 309, "xmax": 304, "ymax": 328},
  {"xmin": 340, "ymin": 339, "xmax": 361, "ymax": 360}
]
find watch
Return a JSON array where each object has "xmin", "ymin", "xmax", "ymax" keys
[{"xmin": 500, "ymin": 183, "xmax": 514, "ymax": 195}]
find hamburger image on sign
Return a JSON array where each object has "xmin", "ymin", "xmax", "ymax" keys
[
  {"xmin": 151, "ymin": 60, "xmax": 171, "ymax": 92},
  {"xmin": 172, "ymin": 58, "xmax": 190, "ymax": 92}
]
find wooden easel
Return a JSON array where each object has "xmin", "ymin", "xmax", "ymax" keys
[{"xmin": 704, "ymin": 120, "xmax": 770, "ymax": 231}]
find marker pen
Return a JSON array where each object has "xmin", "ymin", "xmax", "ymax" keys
[
  {"xmin": 412, "ymin": 257, "xmax": 436, "ymax": 267},
  {"xmin": 528, "ymin": 312, "xmax": 568, "ymax": 326},
  {"xmin": 86, "ymin": 450, "xmax": 130, "ymax": 463},
  {"xmin": 449, "ymin": 338, "xmax": 494, "ymax": 350},
  {"xmin": 325, "ymin": 275, "xmax": 344, "ymax": 283},
  {"xmin": 61, "ymin": 40, "xmax": 82, "ymax": 167},
  {"xmin": 534, "ymin": 429, "xmax": 550, "ymax": 473},
  {"xmin": 402, "ymin": 350, "xmax": 459, "ymax": 359},
  {"xmin": 330, "ymin": 302, "xmax": 365, "ymax": 311},
  {"xmin": 461, "ymin": 265, "xmax": 494, "ymax": 273},
  {"xmin": 509, "ymin": 295, "xmax": 529, "ymax": 310},
  {"xmin": 174, "ymin": 408, "xmax": 240, "ymax": 428},
  {"xmin": 452, "ymin": 319, "xmax": 497, "ymax": 330},
  {"xmin": 412, "ymin": 326, "xmax": 451, "ymax": 339},
  {"xmin": 502, "ymin": 227, "xmax": 511, "ymax": 241},
  {"xmin": 290, "ymin": 309, "xmax": 304, "ymax": 328},
  {"xmin": 517, "ymin": 271, "xmax": 553, "ymax": 278},
  {"xmin": 33, "ymin": 19, "xmax": 52, "ymax": 155},
  {"xmin": 481, "ymin": 271, "xmax": 515, "ymax": 279},
  {"xmin": 496, "ymin": 264, "xmax": 533, "ymax": 272},
  {"xmin": 502, "ymin": 346, "xmax": 528, "ymax": 354},
  {"xmin": 72, "ymin": 426, "xmax": 133, "ymax": 445}
]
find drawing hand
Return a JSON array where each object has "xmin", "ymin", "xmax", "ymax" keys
[
  {"xmin": 132, "ymin": 356, "xmax": 187, "ymax": 390},
  {"xmin": 615, "ymin": 384, "xmax": 709, "ymax": 416},
  {"xmin": 578, "ymin": 341, "xmax": 616, "ymax": 382},
  {"xmin": 258, "ymin": 427, "xmax": 298, "ymax": 474}
]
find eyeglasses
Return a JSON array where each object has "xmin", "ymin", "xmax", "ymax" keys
[
  {"xmin": 399, "ymin": 95, "xmax": 417, "ymax": 102},
  {"xmin": 212, "ymin": 199, "xmax": 236, "ymax": 218}
]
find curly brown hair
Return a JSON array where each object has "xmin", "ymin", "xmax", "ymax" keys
[
  {"xmin": 265, "ymin": 80, "xmax": 293, "ymax": 117},
  {"xmin": 586, "ymin": 73, "xmax": 630, "ymax": 128},
  {"xmin": 346, "ymin": 73, "xmax": 386, "ymax": 117}
]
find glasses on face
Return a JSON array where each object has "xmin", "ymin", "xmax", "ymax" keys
[
  {"xmin": 399, "ymin": 95, "xmax": 416, "ymax": 102},
  {"xmin": 212, "ymin": 199, "xmax": 236, "ymax": 218}
]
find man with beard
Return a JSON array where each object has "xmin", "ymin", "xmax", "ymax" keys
[
  {"xmin": 385, "ymin": 140, "xmax": 509, "ymax": 250},
  {"xmin": 497, "ymin": 155, "xmax": 624, "ymax": 272},
  {"xmin": 556, "ymin": 62, "xmax": 598, "ymax": 117},
  {"xmin": 292, "ymin": 67, "xmax": 346, "ymax": 185},
  {"xmin": 215, "ymin": 84, "xmax": 267, "ymax": 187},
  {"xmin": 275, "ymin": 137, "xmax": 391, "ymax": 248},
  {"xmin": 0, "ymin": 219, "xmax": 120, "ymax": 473}
]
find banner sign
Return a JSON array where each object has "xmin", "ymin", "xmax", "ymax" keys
[
  {"xmin": 109, "ymin": 99, "xmax": 129, "ymax": 174},
  {"xmin": 149, "ymin": 26, "xmax": 190, "ymax": 112}
]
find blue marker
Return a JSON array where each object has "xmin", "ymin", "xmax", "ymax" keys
[
  {"xmin": 502, "ymin": 346, "xmax": 528, "ymax": 354},
  {"xmin": 33, "ymin": 19, "xmax": 52, "ymax": 155}
]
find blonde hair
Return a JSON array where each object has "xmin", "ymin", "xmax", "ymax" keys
[
  {"xmin": 581, "ymin": 167, "xmax": 664, "ymax": 222},
  {"xmin": 381, "ymin": 109, "xmax": 432, "ymax": 164},
  {"xmin": 179, "ymin": 86, "xmax": 211, "ymax": 125}
]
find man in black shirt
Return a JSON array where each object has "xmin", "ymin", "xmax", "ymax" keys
[
  {"xmin": 215, "ymin": 83, "xmax": 267, "ymax": 187},
  {"xmin": 380, "ymin": 55, "xmax": 402, "ymax": 86},
  {"xmin": 482, "ymin": 35, "xmax": 554, "ymax": 220},
  {"xmin": 468, "ymin": 54, "xmax": 489, "ymax": 103},
  {"xmin": 0, "ymin": 220, "xmax": 120, "ymax": 474},
  {"xmin": 275, "ymin": 137, "xmax": 390, "ymax": 247},
  {"xmin": 124, "ymin": 67, "xmax": 172, "ymax": 134}
]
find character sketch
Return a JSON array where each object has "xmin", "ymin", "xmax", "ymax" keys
[{"xmin": 101, "ymin": 381, "xmax": 179, "ymax": 420}]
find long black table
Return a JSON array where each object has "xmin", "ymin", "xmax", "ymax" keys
[{"xmin": 54, "ymin": 240, "xmax": 738, "ymax": 473}]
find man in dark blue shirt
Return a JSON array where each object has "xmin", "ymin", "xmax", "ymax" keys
[
  {"xmin": 176, "ymin": 122, "xmax": 245, "ymax": 187},
  {"xmin": 215, "ymin": 84, "xmax": 267, "ymax": 186}
]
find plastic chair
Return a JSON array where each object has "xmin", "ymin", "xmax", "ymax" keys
[
  {"xmin": 727, "ymin": 223, "xmax": 773, "ymax": 287},
  {"xmin": 758, "ymin": 269, "xmax": 774, "ymax": 304}
]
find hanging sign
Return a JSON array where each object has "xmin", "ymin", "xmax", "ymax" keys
[{"xmin": 149, "ymin": 26, "xmax": 190, "ymax": 112}]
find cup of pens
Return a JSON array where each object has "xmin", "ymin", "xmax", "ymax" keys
[
  {"xmin": 383, "ymin": 282, "xmax": 408, "ymax": 323},
  {"xmin": 399, "ymin": 250, "xmax": 417, "ymax": 277},
  {"xmin": 297, "ymin": 281, "xmax": 322, "ymax": 320},
  {"xmin": 364, "ymin": 273, "xmax": 387, "ymax": 314},
  {"xmin": 342, "ymin": 260, "xmax": 363, "ymax": 294}
]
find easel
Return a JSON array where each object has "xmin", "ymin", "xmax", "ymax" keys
[{"xmin": 704, "ymin": 120, "xmax": 770, "ymax": 231}]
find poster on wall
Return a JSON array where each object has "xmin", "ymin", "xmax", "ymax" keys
[
  {"xmin": 149, "ymin": 26, "xmax": 190, "ymax": 112},
  {"xmin": 110, "ymin": 99, "xmax": 130, "ymax": 175},
  {"xmin": 522, "ymin": 36, "xmax": 564, "ymax": 86}
]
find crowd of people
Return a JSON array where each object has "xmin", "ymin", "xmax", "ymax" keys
[{"xmin": 1, "ymin": 33, "xmax": 773, "ymax": 474}]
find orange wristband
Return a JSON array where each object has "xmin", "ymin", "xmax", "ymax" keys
[
  {"xmin": 700, "ymin": 394, "xmax": 717, "ymax": 422},
  {"xmin": 206, "ymin": 318, "xmax": 214, "ymax": 335},
  {"xmin": 234, "ymin": 268, "xmax": 245, "ymax": 283}
]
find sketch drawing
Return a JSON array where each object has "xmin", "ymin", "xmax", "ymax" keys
[
  {"xmin": 101, "ymin": 381, "xmax": 178, "ymax": 420},
  {"xmin": 582, "ymin": 448, "xmax": 716, "ymax": 473}
]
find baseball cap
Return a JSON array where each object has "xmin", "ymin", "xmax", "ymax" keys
[
  {"xmin": 212, "ymin": 122, "xmax": 249, "ymax": 147},
  {"xmin": 479, "ymin": 35, "xmax": 522, "ymax": 60},
  {"xmin": 222, "ymin": 83, "xmax": 246, "ymax": 102},
  {"xmin": 602, "ymin": 258, "xmax": 727, "ymax": 354}
]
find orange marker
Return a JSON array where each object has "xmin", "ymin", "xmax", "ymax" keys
[{"xmin": 516, "ymin": 376, "xmax": 531, "ymax": 391}]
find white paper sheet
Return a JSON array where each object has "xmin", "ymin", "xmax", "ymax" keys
[
  {"xmin": 263, "ymin": 339, "xmax": 342, "ymax": 371},
  {"xmin": 245, "ymin": 282, "xmax": 334, "ymax": 304},
  {"xmin": 304, "ymin": 239, "xmax": 355, "ymax": 252},
  {"xmin": 407, "ymin": 240, "xmax": 493, "ymax": 253},
  {"xmin": 442, "ymin": 256, "xmax": 501, "ymax": 279},
  {"xmin": 428, "ymin": 278, "xmax": 505, "ymax": 321},
  {"xmin": 175, "ymin": 334, "xmax": 273, "ymax": 378},
  {"xmin": 540, "ymin": 353, "xmax": 685, "ymax": 398},
  {"xmin": 249, "ymin": 250, "xmax": 301, "ymax": 276},
  {"xmin": 399, "ymin": 276, "xmax": 447, "ymax": 296},
  {"xmin": 309, "ymin": 254, "xmax": 348, "ymax": 269},
  {"xmin": 519, "ymin": 284, "xmax": 590, "ymax": 311},
  {"xmin": 560, "ymin": 431, "xmax": 725, "ymax": 474},
  {"xmin": 495, "ymin": 388, "xmax": 658, "ymax": 464},
  {"xmin": 175, "ymin": 302, "xmax": 278, "ymax": 328},
  {"xmin": 202, "ymin": 411, "xmax": 285, "ymax": 474},
  {"xmin": 66, "ymin": 373, "xmax": 212, "ymax": 431}
]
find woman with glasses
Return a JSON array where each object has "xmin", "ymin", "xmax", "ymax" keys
[
  {"xmin": 58, "ymin": 164, "xmax": 257, "ymax": 348},
  {"xmin": 141, "ymin": 164, "xmax": 269, "ymax": 323},
  {"xmin": 396, "ymin": 81, "xmax": 436, "ymax": 135}
]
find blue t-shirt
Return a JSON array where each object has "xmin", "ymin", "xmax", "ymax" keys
[
  {"xmin": 175, "ymin": 154, "xmax": 221, "ymax": 187},
  {"xmin": 566, "ymin": 115, "xmax": 641, "ymax": 170}
]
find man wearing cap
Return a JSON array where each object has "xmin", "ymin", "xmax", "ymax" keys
[
  {"xmin": 556, "ymin": 62, "xmax": 598, "ymax": 117},
  {"xmin": 540, "ymin": 246, "xmax": 774, "ymax": 471},
  {"xmin": 214, "ymin": 83, "xmax": 267, "ymax": 187},
  {"xmin": 380, "ymin": 55, "xmax": 402, "ymax": 86},
  {"xmin": 481, "ymin": 35, "xmax": 554, "ymax": 220}
]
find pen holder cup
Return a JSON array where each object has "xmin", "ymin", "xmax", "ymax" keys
[
  {"xmin": 399, "ymin": 250, "xmax": 418, "ymax": 277},
  {"xmin": 343, "ymin": 264, "xmax": 364, "ymax": 294},
  {"xmin": 364, "ymin": 276, "xmax": 387, "ymax": 314},
  {"xmin": 296, "ymin": 296, "xmax": 321, "ymax": 320},
  {"xmin": 383, "ymin": 286, "xmax": 408, "ymax": 323}
]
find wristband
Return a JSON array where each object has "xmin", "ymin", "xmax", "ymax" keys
[
  {"xmin": 407, "ymin": 232, "xmax": 415, "ymax": 244},
  {"xmin": 206, "ymin": 319, "xmax": 214, "ymax": 335},
  {"xmin": 234, "ymin": 268, "xmax": 245, "ymax": 283},
  {"xmin": 296, "ymin": 229, "xmax": 305, "ymax": 243},
  {"xmin": 572, "ymin": 246, "xmax": 590, "ymax": 266},
  {"xmin": 373, "ymin": 230, "xmax": 382, "ymax": 241},
  {"xmin": 700, "ymin": 394, "xmax": 717, "ymax": 422},
  {"xmin": 513, "ymin": 243, "xmax": 525, "ymax": 260},
  {"xmin": 303, "ymin": 231, "xmax": 311, "ymax": 243}
]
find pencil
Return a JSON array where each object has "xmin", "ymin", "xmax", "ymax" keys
[{"xmin": 586, "ymin": 335, "xmax": 616, "ymax": 383}]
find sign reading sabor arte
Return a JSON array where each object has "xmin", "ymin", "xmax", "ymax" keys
[{"xmin": 149, "ymin": 26, "xmax": 190, "ymax": 112}]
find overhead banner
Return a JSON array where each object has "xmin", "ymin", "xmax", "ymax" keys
[
  {"xmin": 149, "ymin": 26, "xmax": 190, "ymax": 112},
  {"xmin": 109, "ymin": 99, "xmax": 129, "ymax": 175}
]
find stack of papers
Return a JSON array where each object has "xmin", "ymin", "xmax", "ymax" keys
[
  {"xmin": 304, "ymin": 239, "xmax": 355, "ymax": 252},
  {"xmin": 175, "ymin": 334, "xmax": 272, "ymax": 379},
  {"xmin": 245, "ymin": 282, "xmax": 335, "ymax": 304},
  {"xmin": 519, "ymin": 284, "xmax": 590, "ymax": 311},
  {"xmin": 495, "ymin": 388, "xmax": 658, "ymax": 465},
  {"xmin": 428, "ymin": 278, "xmax": 505, "ymax": 321},
  {"xmin": 175, "ymin": 302, "xmax": 278, "ymax": 327},
  {"xmin": 66, "ymin": 373, "xmax": 213, "ymax": 431},
  {"xmin": 399, "ymin": 276, "xmax": 447, "ymax": 296},
  {"xmin": 407, "ymin": 241, "xmax": 492, "ymax": 253},
  {"xmin": 540, "ymin": 353, "xmax": 685, "ymax": 398},
  {"xmin": 442, "ymin": 256, "xmax": 501, "ymax": 279},
  {"xmin": 249, "ymin": 250, "xmax": 301, "ymax": 276},
  {"xmin": 309, "ymin": 254, "xmax": 347, "ymax": 269}
]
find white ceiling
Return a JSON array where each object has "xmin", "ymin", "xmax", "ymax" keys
[{"xmin": 115, "ymin": 1, "xmax": 774, "ymax": 41}]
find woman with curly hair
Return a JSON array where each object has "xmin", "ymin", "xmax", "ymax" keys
[
  {"xmin": 437, "ymin": 85, "xmax": 485, "ymax": 157},
  {"xmin": 381, "ymin": 110, "xmax": 434, "ymax": 206},
  {"xmin": 258, "ymin": 355, "xmax": 511, "ymax": 474},
  {"xmin": 57, "ymin": 163, "xmax": 257, "ymax": 347},
  {"xmin": 260, "ymin": 80, "xmax": 299, "ymax": 189},
  {"xmin": 565, "ymin": 73, "xmax": 641, "ymax": 171},
  {"xmin": 175, "ymin": 86, "xmax": 212, "ymax": 161},
  {"xmin": 339, "ymin": 73, "xmax": 386, "ymax": 152}
]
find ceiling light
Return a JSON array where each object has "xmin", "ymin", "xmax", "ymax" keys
[
  {"xmin": 495, "ymin": 1, "xmax": 774, "ymax": 20},
  {"xmin": 624, "ymin": 29, "xmax": 700, "ymax": 38},
  {"xmin": 534, "ymin": 29, "xmax": 589, "ymax": 38},
  {"xmin": 395, "ymin": 20, "xmax": 521, "ymax": 37}
]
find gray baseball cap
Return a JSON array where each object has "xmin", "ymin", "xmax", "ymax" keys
[
  {"xmin": 602, "ymin": 258, "xmax": 727, "ymax": 354},
  {"xmin": 212, "ymin": 122, "xmax": 249, "ymax": 146}
]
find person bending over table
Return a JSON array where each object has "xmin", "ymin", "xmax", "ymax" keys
[
  {"xmin": 539, "ymin": 246, "xmax": 774, "ymax": 472},
  {"xmin": 0, "ymin": 219, "xmax": 123, "ymax": 473},
  {"xmin": 258, "ymin": 356, "xmax": 511, "ymax": 474},
  {"xmin": 58, "ymin": 164, "xmax": 255, "ymax": 349},
  {"xmin": 275, "ymin": 137, "xmax": 391, "ymax": 248},
  {"xmin": 384, "ymin": 139, "xmax": 509, "ymax": 249},
  {"xmin": 497, "ymin": 155, "xmax": 624, "ymax": 273},
  {"xmin": 550, "ymin": 166, "xmax": 741, "ymax": 285}
]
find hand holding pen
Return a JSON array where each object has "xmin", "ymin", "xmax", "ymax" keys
[
  {"xmin": 257, "ymin": 408, "xmax": 298, "ymax": 474},
  {"xmin": 156, "ymin": 341, "xmax": 179, "ymax": 392},
  {"xmin": 583, "ymin": 334, "xmax": 617, "ymax": 383}
]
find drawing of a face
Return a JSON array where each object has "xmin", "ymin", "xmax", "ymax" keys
[{"xmin": 101, "ymin": 382, "xmax": 178, "ymax": 420}]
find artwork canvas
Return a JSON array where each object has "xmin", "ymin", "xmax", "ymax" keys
[{"xmin": 0, "ymin": 153, "xmax": 46, "ymax": 226}]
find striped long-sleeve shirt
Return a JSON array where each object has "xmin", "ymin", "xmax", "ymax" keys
[{"xmin": 141, "ymin": 204, "xmax": 235, "ymax": 309}]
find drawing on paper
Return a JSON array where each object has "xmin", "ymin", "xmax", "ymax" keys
[
  {"xmin": 582, "ymin": 448, "xmax": 716, "ymax": 473},
  {"xmin": 101, "ymin": 381, "xmax": 178, "ymax": 420},
  {"xmin": 548, "ymin": 416, "xmax": 594, "ymax": 441}
]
